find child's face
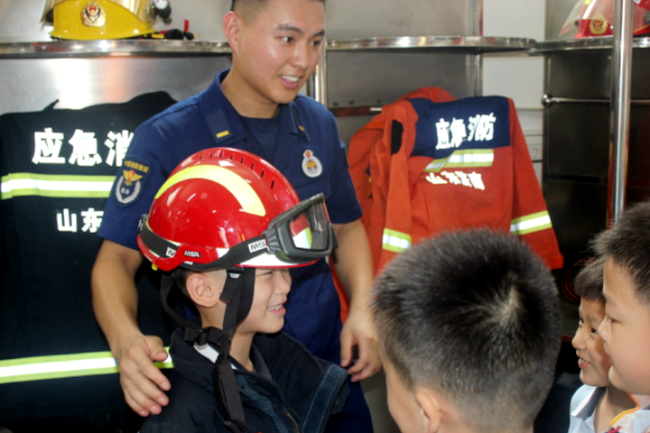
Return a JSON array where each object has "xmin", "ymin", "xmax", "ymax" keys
[
  {"xmin": 598, "ymin": 259, "xmax": 650, "ymax": 395},
  {"xmin": 237, "ymin": 268, "xmax": 291, "ymax": 335},
  {"xmin": 235, "ymin": 0, "xmax": 325, "ymax": 106},
  {"xmin": 382, "ymin": 353, "xmax": 426, "ymax": 433},
  {"xmin": 572, "ymin": 298, "xmax": 611, "ymax": 387}
]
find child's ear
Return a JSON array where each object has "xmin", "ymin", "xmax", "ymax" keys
[
  {"xmin": 222, "ymin": 11, "xmax": 241, "ymax": 55},
  {"xmin": 185, "ymin": 273, "xmax": 219, "ymax": 308},
  {"xmin": 415, "ymin": 387, "xmax": 443, "ymax": 433}
]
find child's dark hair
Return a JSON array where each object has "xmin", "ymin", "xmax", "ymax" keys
[
  {"xmin": 372, "ymin": 229, "xmax": 560, "ymax": 433},
  {"xmin": 593, "ymin": 200, "xmax": 650, "ymax": 303},
  {"xmin": 574, "ymin": 257, "xmax": 605, "ymax": 302},
  {"xmin": 170, "ymin": 267, "xmax": 192, "ymax": 299}
]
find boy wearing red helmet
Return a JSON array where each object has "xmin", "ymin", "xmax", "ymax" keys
[{"xmin": 138, "ymin": 148, "xmax": 349, "ymax": 433}]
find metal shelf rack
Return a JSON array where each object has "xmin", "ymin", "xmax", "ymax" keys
[
  {"xmin": 327, "ymin": 36, "xmax": 536, "ymax": 52},
  {"xmin": 540, "ymin": 35, "xmax": 650, "ymax": 268},
  {"xmin": 536, "ymin": 36, "xmax": 650, "ymax": 52},
  {"xmin": 0, "ymin": 40, "xmax": 231, "ymax": 58},
  {"xmin": 0, "ymin": 36, "xmax": 536, "ymax": 58}
]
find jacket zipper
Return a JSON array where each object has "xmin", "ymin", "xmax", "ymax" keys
[{"xmin": 286, "ymin": 412, "xmax": 300, "ymax": 433}]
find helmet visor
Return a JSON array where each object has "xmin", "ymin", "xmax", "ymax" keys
[
  {"xmin": 268, "ymin": 193, "xmax": 335, "ymax": 262},
  {"xmin": 560, "ymin": 0, "xmax": 589, "ymax": 37},
  {"xmin": 288, "ymin": 199, "xmax": 330, "ymax": 251}
]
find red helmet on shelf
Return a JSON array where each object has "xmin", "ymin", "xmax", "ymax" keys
[
  {"xmin": 137, "ymin": 147, "xmax": 335, "ymax": 272},
  {"xmin": 560, "ymin": 0, "xmax": 650, "ymax": 38}
]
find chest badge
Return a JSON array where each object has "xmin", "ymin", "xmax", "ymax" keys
[{"xmin": 301, "ymin": 150, "xmax": 323, "ymax": 178}]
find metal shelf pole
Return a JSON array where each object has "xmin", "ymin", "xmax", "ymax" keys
[
  {"xmin": 314, "ymin": 36, "xmax": 328, "ymax": 106},
  {"xmin": 306, "ymin": 37, "xmax": 327, "ymax": 105},
  {"xmin": 608, "ymin": 0, "xmax": 635, "ymax": 223}
]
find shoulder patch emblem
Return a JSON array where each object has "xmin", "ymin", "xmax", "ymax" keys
[
  {"xmin": 115, "ymin": 156, "xmax": 150, "ymax": 206},
  {"xmin": 301, "ymin": 150, "xmax": 323, "ymax": 178}
]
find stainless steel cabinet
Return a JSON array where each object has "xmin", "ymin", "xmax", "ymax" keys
[{"xmin": 540, "ymin": 38, "xmax": 650, "ymax": 267}]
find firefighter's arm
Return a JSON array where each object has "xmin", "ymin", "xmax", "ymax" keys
[
  {"xmin": 91, "ymin": 239, "xmax": 170, "ymax": 417},
  {"xmin": 332, "ymin": 219, "xmax": 382, "ymax": 382}
]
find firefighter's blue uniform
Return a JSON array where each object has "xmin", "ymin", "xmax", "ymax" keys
[{"xmin": 98, "ymin": 69, "xmax": 372, "ymax": 432}]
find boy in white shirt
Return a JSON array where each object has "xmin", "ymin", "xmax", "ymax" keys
[
  {"xmin": 595, "ymin": 201, "xmax": 650, "ymax": 433},
  {"xmin": 569, "ymin": 257, "xmax": 636, "ymax": 433}
]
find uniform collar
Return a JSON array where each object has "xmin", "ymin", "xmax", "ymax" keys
[
  {"xmin": 194, "ymin": 340, "xmax": 271, "ymax": 379},
  {"xmin": 571, "ymin": 386, "xmax": 606, "ymax": 420},
  {"xmin": 199, "ymin": 69, "xmax": 310, "ymax": 147}
]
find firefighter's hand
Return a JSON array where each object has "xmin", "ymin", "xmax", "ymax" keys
[
  {"xmin": 117, "ymin": 334, "xmax": 171, "ymax": 417},
  {"xmin": 340, "ymin": 302, "xmax": 382, "ymax": 382}
]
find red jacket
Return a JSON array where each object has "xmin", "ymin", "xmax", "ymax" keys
[{"xmin": 348, "ymin": 92, "xmax": 563, "ymax": 274}]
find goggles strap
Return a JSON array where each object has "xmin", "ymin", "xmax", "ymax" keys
[
  {"xmin": 139, "ymin": 217, "xmax": 181, "ymax": 260},
  {"xmin": 188, "ymin": 236, "xmax": 268, "ymax": 272},
  {"xmin": 140, "ymin": 214, "xmax": 268, "ymax": 271}
]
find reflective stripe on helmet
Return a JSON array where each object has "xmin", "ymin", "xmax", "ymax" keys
[
  {"xmin": 511, "ymin": 211, "xmax": 553, "ymax": 236},
  {"xmin": 1, "ymin": 173, "xmax": 114, "ymax": 200},
  {"xmin": 0, "ymin": 349, "xmax": 173, "ymax": 384},
  {"xmin": 155, "ymin": 165, "xmax": 266, "ymax": 217}
]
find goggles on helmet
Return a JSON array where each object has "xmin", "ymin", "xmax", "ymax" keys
[{"xmin": 139, "ymin": 193, "xmax": 336, "ymax": 272}]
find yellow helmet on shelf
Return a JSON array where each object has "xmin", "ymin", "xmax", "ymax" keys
[{"xmin": 42, "ymin": 0, "xmax": 160, "ymax": 40}]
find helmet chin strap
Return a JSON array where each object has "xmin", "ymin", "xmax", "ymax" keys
[{"xmin": 160, "ymin": 267, "xmax": 255, "ymax": 433}]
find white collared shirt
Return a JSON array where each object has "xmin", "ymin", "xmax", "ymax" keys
[
  {"xmin": 569, "ymin": 384, "xmax": 605, "ymax": 433},
  {"xmin": 614, "ymin": 406, "xmax": 650, "ymax": 433}
]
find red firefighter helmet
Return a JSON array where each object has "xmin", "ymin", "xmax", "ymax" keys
[
  {"xmin": 137, "ymin": 147, "xmax": 334, "ymax": 272},
  {"xmin": 560, "ymin": 0, "xmax": 650, "ymax": 38},
  {"xmin": 138, "ymin": 147, "xmax": 336, "ymax": 433}
]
